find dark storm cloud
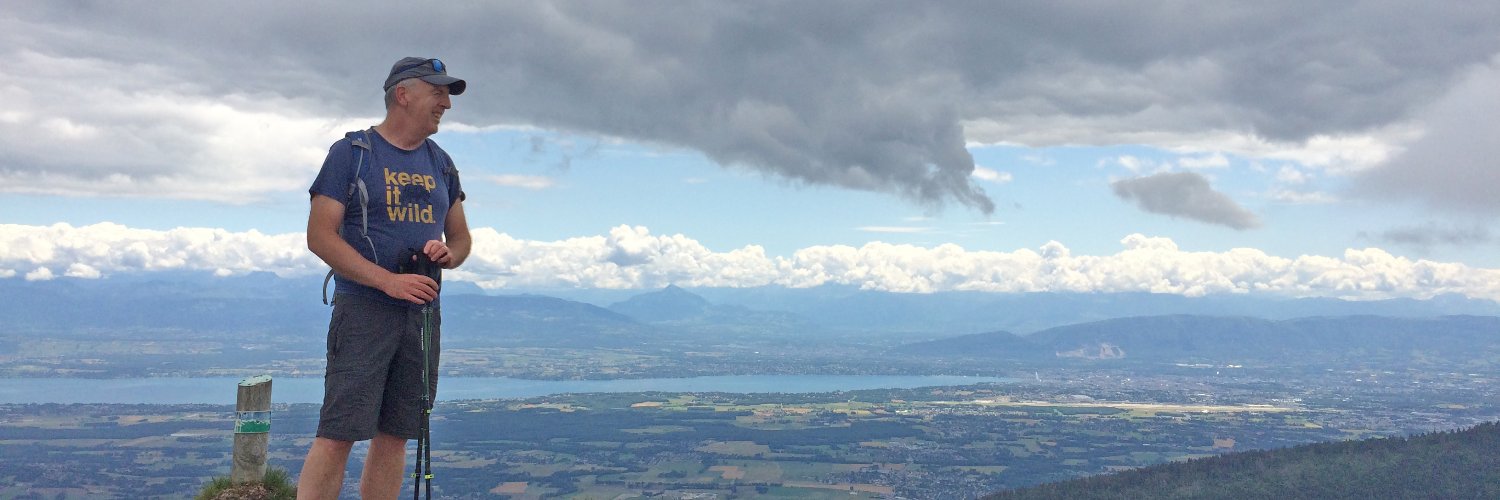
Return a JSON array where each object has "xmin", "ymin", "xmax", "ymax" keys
[
  {"xmin": 1111, "ymin": 172, "xmax": 1261, "ymax": 230},
  {"xmin": 1353, "ymin": 57, "xmax": 1500, "ymax": 215},
  {"xmin": 5, "ymin": 1, "xmax": 1500, "ymax": 210}
]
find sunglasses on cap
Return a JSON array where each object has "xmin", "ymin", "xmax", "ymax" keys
[{"xmin": 395, "ymin": 58, "xmax": 446, "ymax": 74}]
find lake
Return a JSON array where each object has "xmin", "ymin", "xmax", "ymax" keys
[{"xmin": 0, "ymin": 375, "xmax": 1009, "ymax": 404}]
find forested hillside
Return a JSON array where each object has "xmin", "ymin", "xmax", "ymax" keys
[{"xmin": 984, "ymin": 422, "xmax": 1500, "ymax": 499}]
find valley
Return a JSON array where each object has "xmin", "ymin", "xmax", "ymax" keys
[{"xmin": 1, "ymin": 277, "xmax": 1498, "ymax": 498}]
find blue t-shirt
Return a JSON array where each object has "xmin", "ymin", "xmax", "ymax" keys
[{"xmin": 309, "ymin": 129, "xmax": 464, "ymax": 307}]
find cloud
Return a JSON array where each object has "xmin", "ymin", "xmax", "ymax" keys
[
  {"xmin": 971, "ymin": 167, "xmax": 1013, "ymax": 183},
  {"xmin": 856, "ymin": 226, "xmax": 930, "ymax": 234},
  {"xmin": 1354, "ymin": 55, "xmax": 1500, "ymax": 214},
  {"xmin": 1263, "ymin": 165, "xmax": 1333, "ymax": 204},
  {"xmin": 24, "ymin": 267, "xmax": 54, "ymax": 282},
  {"xmin": 1111, "ymin": 172, "xmax": 1262, "ymax": 229},
  {"xmin": 0, "ymin": 45, "xmax": 367, "ymax": 203},
  {"xmin": 1265, "ymin": 189, "xmax": 1337, "ymax": 205},
  {"xmin": 489, "ymin": 175, "xmax": 557, "ymax": 190},
  {"xmin": 460, "ymin": 225, "xmax": 781, "ymax": 289},
  {"xmin": 1105, "ymin": 155, "xmax": 1177, "ymax": 175},
  {"xmin": 1364, "ymin": 223, "xmax": 1492, "ymax": 248},
  {"xmin": 5, "ymin": 3, "xmax": 1498, "ymax": 213},
  {"xmin": 1275, "ymin": 166, "xmax": 1309, "ymax": 185},
  {"xmin": 1178, "ymin": 153, "xmax": 1229, "ymax": 169},
  {"xmin": 1021, "ymin": 154, "xmax": 1056, "ymax": 167},
  {"xmin": 65, "ymin": 263, "xmax": 102, "ymax": 279},
  {"xmin": 0, "ymin": 222, "xmax": 323, "ymax": 279},
  {"xmin": 4, "ymin": 223, "xmax": 1500, "ymax": 301}
]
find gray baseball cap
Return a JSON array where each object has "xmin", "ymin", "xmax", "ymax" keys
[{"xmin": 383, "ymin": 57, "xmax": 466, "ymax": 95}]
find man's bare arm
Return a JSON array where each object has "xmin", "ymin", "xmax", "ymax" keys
[{"xmin": 441, "ymin": 200, "xmax": 472, "ymax": 269}]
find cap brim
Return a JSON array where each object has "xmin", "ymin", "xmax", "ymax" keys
[{"xmin": 419, "ymin": 75, "xmax": 466, "ymax": 95}]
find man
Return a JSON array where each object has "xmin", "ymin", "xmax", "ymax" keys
[{"xmin": 298, "ymin": 57, "xmax": 472, "ymax": 499}]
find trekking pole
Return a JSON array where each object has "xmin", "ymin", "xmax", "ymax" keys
[
  {"xmin": 420, "ymin": 301, "xmax": 434, "ymax": 499},
  {"xmin": 401, "ymin": 249, "xmax": 439, "ymax": 500},
  {"xmin": 410, "ymin": 305, "xmax": 432, "ymax": 500}
]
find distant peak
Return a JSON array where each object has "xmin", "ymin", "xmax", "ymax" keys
[{"xmin": 607, "ymin": 284, "xmax": 711, "ymax": 322}]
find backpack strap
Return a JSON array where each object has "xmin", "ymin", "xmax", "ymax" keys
[
  {"xmin": 322, "ymin": 129, "xmax": 379, "ymax": 305},
  {"xmin": 423, "ymin": 138, "xmax": 462, "ymax": 199}
]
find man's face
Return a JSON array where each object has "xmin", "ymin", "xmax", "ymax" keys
[{"xmin": 403, "ymin": 80, "xmax": 452, "ymax": 135}]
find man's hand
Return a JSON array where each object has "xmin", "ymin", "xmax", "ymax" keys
[
  {"xmin": 382, "ymin": 240, "xmax": 449, "ymax": 305},
  {"xmin": 424, "ymin": 239, "xmax": 456, "ymax": 269},
  {"xmin": 381, "ymin": 272, "xmax": 438, "ymax": 305},
  {"xmin": 311, "ymin": 194, "xmax": 440, "ymax": 305}
]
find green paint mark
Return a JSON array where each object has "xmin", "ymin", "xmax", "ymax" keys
[
  {"xmin": 235, "ymin": 410, "xmax": 271, "ymax": 433},
  {"xmin": 236, "ymin": 420, "xmax": 271, "ymax": 433}
]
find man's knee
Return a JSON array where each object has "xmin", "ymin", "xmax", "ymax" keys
[
  {"xmin": 371, "ymin": 432, "xmax": 407, "ymax": 448},
  {"xmin": 312, "ymin": 436, "xmax": 355, "ymax": 454}
]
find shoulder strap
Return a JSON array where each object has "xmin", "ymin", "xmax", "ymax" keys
[
  {"xmin": 348, "ymin": 130, "xmax": 375, "ymax": 243},
  {"xmin": 423, "ymin": 138, "xmax": 458, "ymax": 177},
  {"xmin": 323, "ymin": 129, "xmax": 379, "ymax": 305},
  {"xmin": 424, "ymin": 138, "xmax": 463, "ymax": 202}
]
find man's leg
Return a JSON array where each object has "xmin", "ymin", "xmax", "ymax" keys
[
  {"xmin": 314, "ymin": 294, "xmax": 405, "ymax": 497},
  {"xmin": 297, "ymin": 437, "xmax": 354, "ymax": 500},
  {"xmin": 360, "ymin": 432, "xmax": 409, "ymax": 500}
]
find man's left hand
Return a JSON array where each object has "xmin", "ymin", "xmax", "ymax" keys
[{"xmin": 423, "ymin": 240, "xmax": 456, "ymax": 269}]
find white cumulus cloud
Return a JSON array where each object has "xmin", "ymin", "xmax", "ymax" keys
[
  {"xmin": 3, "ymin": 223, "xmax": 1499, "ymax": 302},
  {"xmin": 971, "ymin": 167, "xmax": 1013, "ymax": 183},
  {"xmin": 0, "ymin": 223, "xmax": 323, "ymax": 278}
]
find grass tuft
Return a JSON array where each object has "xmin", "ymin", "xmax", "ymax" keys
[{"xmin": 195, "ymin": 467, "xmax": 296, "ymax": 500}]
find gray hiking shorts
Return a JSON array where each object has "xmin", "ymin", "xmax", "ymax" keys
[{"xmin": 317, "ymin": 293, "xmax": 440, "ymax": 442}]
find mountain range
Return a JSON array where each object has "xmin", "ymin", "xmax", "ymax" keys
[
  {"xmin": 899, "ymin": 315, "xmax": 1500, "ymax": 365},
  {"xmin": 5, "ymin": 273, "xmax": 1500, "ymax": 359}
]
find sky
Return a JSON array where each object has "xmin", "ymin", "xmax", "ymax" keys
[{"xmin": 3, "ymin": 2, "xmax": 1500, "ymax": 300}]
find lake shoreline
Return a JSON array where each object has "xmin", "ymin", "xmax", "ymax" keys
[{"xmin": 0, "ymin": 374, "xmax": 1014, "ymax": 405}]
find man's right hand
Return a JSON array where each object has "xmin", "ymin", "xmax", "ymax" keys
[{"xmin": 381, "ymin": 272, "xmax": 439, "ymax": 304}]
